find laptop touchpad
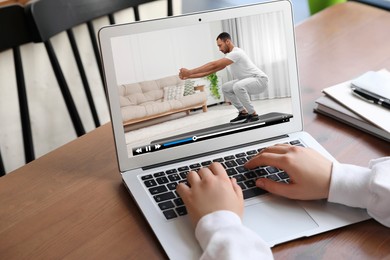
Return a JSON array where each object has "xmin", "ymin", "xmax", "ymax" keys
[{"xmin": 243, "ymin": 197, "xmax": 318, "ymax": 245}]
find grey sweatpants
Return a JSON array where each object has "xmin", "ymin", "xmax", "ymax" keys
[{"xmin": 222, "ymin": 76, "xmax": 268, "ymax": 114}]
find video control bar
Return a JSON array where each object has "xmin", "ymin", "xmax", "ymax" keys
[{"xmin": 132, "ymin": 113, "xmax": 292, "ymax": 156}]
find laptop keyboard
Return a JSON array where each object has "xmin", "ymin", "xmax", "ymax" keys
[{"xmin": 141, "ymin": 140, "xmax": 304, "ymax": 220}]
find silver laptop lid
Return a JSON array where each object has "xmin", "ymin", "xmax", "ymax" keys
[{"xmin": 99, "ymin": 0, "xmax": 302, "ymax": 172}]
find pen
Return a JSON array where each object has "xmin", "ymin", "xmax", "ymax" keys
[{"xmin": 351, "ymin": 88, "xmax": 390, "ymax": 110}]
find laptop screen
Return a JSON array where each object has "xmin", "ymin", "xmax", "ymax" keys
[{"xmin": 99, "ymin": 0, "xmax": 302, "ymax": 171}]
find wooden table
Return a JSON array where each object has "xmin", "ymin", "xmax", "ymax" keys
[
  {"xmin": 1, "ymin": 2, "xmax": 389, "ymax": 259},
  {"xmin": 0, "ymin": 0, "xmax": 29, "ymax": 6}
]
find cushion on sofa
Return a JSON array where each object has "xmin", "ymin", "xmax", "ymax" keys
[
  {"xmin": 183, "ymin": 80, "xmax": 196, "ymax": 96},
  {"xmin": 163, "ymin": 85, "xmax": 184, "ymax": 101},
  {"xmin": 119, "ymin": 83, "xmax": 142, "ymax": 95},
  {"xmin": 119, "ymin": 96, "xmax": 132, "ymax": 106},
  {"xmin": 121, "ymin": 100, "xmax": 173, "ymax": 121},
  {"xmin": 180, "ymin": 92, "xmax": 208, "ymax": 107}
]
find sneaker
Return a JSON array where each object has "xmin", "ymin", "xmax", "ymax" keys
[
  {"xmin": 244, "ymin": 114, "xmax": 259, "ymax": 123},
  {"xmin": 230, "ymin": 112, "xmax": 248, "ymax": 124}
]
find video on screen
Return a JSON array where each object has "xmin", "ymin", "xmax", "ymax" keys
[{"xmin": 110, "ymin": 10, "xmax": 293, "ymax": 158}]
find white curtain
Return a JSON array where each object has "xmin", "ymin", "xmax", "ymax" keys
[{"xmin": 222, "ymin": 11, "xmax": 291, "ymax": 99}]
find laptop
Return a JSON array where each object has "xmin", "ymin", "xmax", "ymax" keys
[{"xmin": 98, "ymin": 1, "xmax": 370, "ymax": 259}]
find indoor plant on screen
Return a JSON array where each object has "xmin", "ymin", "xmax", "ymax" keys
[{"xmin": 206, "ymin": 72, "xmax": 221, "ymax": 100}]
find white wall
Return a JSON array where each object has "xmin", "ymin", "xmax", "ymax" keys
[{"xmin": 112, "ymin": 22, "xmax": 224, "ymax": 84}]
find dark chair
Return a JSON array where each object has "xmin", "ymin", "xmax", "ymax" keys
[
  {"xmin": 0, "ymin": 4, "xmax": 35, "ymax": 172},
  {"xmin": 26, "ymin": 0, "xmax": 173, "ymax": 129}
]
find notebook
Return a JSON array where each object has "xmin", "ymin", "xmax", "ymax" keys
[{"xmin": 98, "ymin": 1, "xmax": 370, "ymax": 258}]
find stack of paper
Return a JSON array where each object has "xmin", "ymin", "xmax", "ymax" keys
[{"xmin": 314, "ymin": 69, "xmax": 390, "ymax": 142}]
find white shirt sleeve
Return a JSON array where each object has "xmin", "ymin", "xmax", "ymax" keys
[
  {"xmin": 195, "ymin": 210, "xmax": 273, "ymax": 260},
  {"xmin": 328, "ymin": 157, "xmax": 390, "ymax": 227}
]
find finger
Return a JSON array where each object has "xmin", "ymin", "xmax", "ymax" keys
[
  {"xmin": 273, "ymin": 143, "xmax": 291, "ymax": 147},
  {"xmin": 208, "ymin": 162, "xmax": 228, "ymax": 178},
  {"xmin": 248, "ymin": 144, "xmax": 291, "ymax": 162},
  {"xmin": 187, "ymin": 170, "xmax": 201, "ymax": 185},
  {"xmin": 231, "ymin": 178, "xmax": 243, "ymax": 201},
  {"xmin": 245, "ymin": 152, "xmax": 285, "ymax": 170},
  {"xmin": 261, "ymin": 144, "xmax": 292, "ymax": 154},
  {"xmin": 176, "ymin": 182, "xmax": 190, "ymax": 199},
  {"xmin": 246, "ymin": 143, "xmax": 297, "ymax": 168},
  {"xmin": 197, "ymin": 167, "xmax": 214, "ymax": 180},
  {"xmin": 256, "ymin": 178, "xmax": 299, "ymax": 199}
]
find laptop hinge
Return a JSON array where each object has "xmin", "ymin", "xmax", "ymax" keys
[{"xmin": 142, "ymin": 134, "xmax": 289, "ymax": 170}]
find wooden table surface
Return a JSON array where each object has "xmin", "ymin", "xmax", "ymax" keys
[
  {"xmin": 294, "ymin": 1, "xmax": 390, "ymax": 168},
  {"xmin": 0, "ymin": 0, "xmax": 29, "ymax": 6},
  {"xmin": 1, "ymin": 2, "xmax": 390, "ymax": 259}
]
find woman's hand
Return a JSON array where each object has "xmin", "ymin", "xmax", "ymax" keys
[{"xmin": 176, "ymin": 162, "xmax": 244, "ymax": 227}]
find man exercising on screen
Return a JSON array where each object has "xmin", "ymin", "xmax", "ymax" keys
[{"xmin": 179, "ymin": 32, "xmax": 268, "ymax": 124}]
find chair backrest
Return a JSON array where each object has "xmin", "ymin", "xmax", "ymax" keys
[
  {"xmin": 25, "ymin": 0, "xmax": 122, "ymax": 133},
  {"xmin": 25, "ymin": 0, "xmax": 172, "ymax": 131},
  {"xmin": 26, "ymin": 0, "xmax": 159, "ymax": 41},
  {"xmin": 26, "ymin": 0, "xmax": 172, "ymax": 89},
  {"xmin": 0, "ymin": 4, "xmax": 32, "ymax": 51},
  {"xmin": 0, "ymin": 4, "xmax": 35, "ymax": 173}
]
